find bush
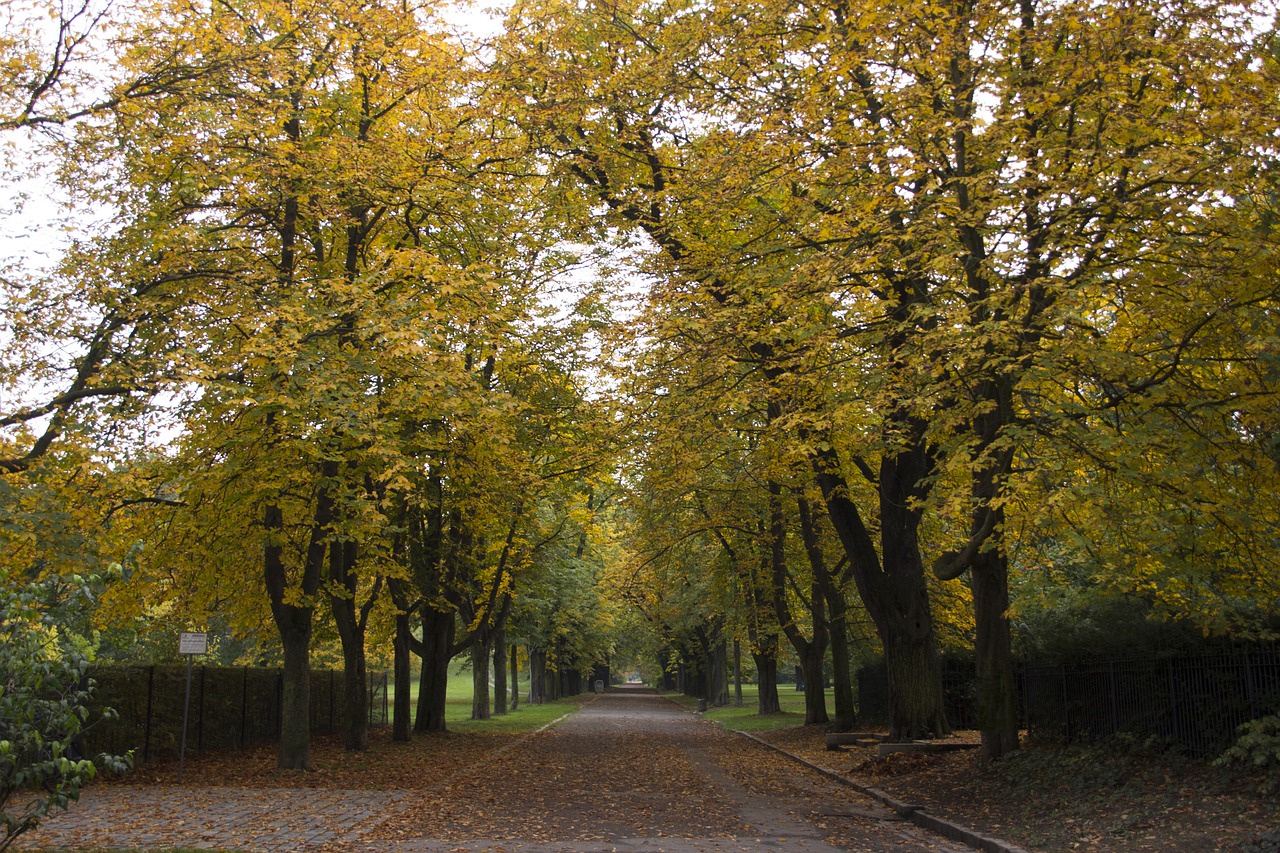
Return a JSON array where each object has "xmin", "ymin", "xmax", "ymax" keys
[
  {"xmin": 1215, "ymin": 712, "xmax": 1280, "ymax": 794},
  {"xmin": 0, "ymin": 568, "xmax": 133, "ymax": 851}
]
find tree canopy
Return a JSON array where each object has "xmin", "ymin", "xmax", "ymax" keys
[{"xmin": 0, "ymin": 0, "xmax": 1277, "ymax": 768}]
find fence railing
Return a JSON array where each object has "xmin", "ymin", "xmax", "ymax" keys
[
  {"xmin": 83, "ymin": 665, "xmax": 389, "ymax": 763},
  {"xmin": 1022, "ymin": 644, "xmax": 1280, "ymax": 756},
  {"xmin": 856, "ymin": 643, "xmax": 1280, "ymax": 756}
]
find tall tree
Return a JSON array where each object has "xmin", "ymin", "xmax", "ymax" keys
[
  {"xmin": 69, "ymin": 0, "xmax": 482, "ymax": 767},
  {"xmin": 498, "ymin": 0, "xmax": 1279, "ymax": 752}
]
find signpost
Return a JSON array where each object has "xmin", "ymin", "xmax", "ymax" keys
[{"xmin": 178, "ymin": 632, "xmax": 207, "ymax": 783}]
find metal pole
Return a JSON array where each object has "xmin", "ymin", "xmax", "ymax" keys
[{"xmin": 179, "ymin": 656, "xmax": 193, "ymax": 783}]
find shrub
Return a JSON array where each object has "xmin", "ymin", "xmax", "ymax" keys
[
  {"xmin": 0, "ymin": 568, "xmax": 133, "ymax": 851},
  {"xmin": 1215, "ymin": 712, "xmax": 1280, "ymax": 794}
]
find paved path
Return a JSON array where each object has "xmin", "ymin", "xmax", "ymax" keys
[{"xmin": 22, "ymin": 688, "xmax": 969, "ymax": 853}]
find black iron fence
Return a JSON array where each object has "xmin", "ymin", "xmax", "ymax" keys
[
  {"xmin": 857, "ymin": 643, "xmax": 1280, "ymax": 756},
  {"xmin": 83, "ymin": 664, "xmax": 389, "ymax": 763},
  {"xmin": 1022, "ymin": 644, "xmax": 1280, "ymax": 756}
]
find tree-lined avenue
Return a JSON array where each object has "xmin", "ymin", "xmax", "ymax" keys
[{"xmin": 26, "ymin": 688, "xmax": 970, "ymax": 853}]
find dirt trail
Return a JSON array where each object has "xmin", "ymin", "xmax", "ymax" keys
[{"xmin": 22, "ymin": 686, "xmax": 970, "ymax": 853}]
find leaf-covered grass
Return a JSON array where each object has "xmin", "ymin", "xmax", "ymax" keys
[{"xmin": 665, "ymin": 684, "xmax": 814, "ymax": 731}]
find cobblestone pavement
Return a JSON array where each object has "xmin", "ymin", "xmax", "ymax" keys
[
  {"xmin": 21, "ymin": 689, "xmax": 972, "ymax": 853},
  {"xmin": 20, "ymin": 787, "xmax": 411, "ymax": 850}
]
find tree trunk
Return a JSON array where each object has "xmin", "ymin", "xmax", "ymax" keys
[
  {"xmin": 711, "ymin": 638, "xmax": 730, "ymax": 706},
  {"xmin": 769, "ymin": 483, "xmax": 829, "ymax": 726},
  {"xmin": 263, "ymin": 455, "xmax": 327, "ymax": 770},
  {"xmin": 492, "ymin": 628, "xmax": 508, "ymax": 716},
  {"xmin": 470, "ymin": 632, "xmax": 492, "ymax": 720},
  {"xmin": 528, "ymin": 646, "xmax": 546, "ymax": 705},
  {"xmin": 753, "ymin": 650, "xmax": 781, "ymax": 715},
  {"xmin": 967, "ymin": 378, "xmax": 1020, "ymax": 759},
  {"xmin": 799, "ymin": 649, "xmax": 827, "ymax": 725},
  {"xmin": 973, "ymin": 549, "xmax": 1019, "ymax": 759},
  {"xmin": 811, "ymin": 435, "xmax": 950, "ymax": 741},
  {"xmin": 329, "ymin": 539, "xmax": 378, "ymax": 751},
  {"xmin": 883, "ymin": 625, "xmax": 949, "ymax": 739},
  {"xmin": 415, "ymin": 606, "xmax": 453, "ymax": 733},
  {"xmin": 392, "ymin": 603, "xmax": 413, "ymax": 741},
  {"xmin": 389, "ymin": 579, "xmax": 414, "ymax": 742},
  {"xmin": 825, "ymin": 599, "xmax": 857, "ymax": 731},
  {"xmin": 276, "ymin": 612, "xmax": 313, "ymax": 770},
  {"xmin": 339, "ymin": 625, "xmax": 369, "ymax": 750},
  {"xmin": 733, "ymin": 639, "xmax": 743, "ymax": 707},
  {"xmin": 509, "ymin": 643, "xmax": 519, "ymax": 712}
]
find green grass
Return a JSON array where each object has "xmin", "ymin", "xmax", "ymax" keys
[
  {"xmin": 666, "ymin": 684, "xmax": 813, "ymax": 732},
  {"xmin": 388, "ymin": 664, "xmax": 589, "ymax": 735}
]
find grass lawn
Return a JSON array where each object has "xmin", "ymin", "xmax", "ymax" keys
[
  {"xmin": 387, "ymin": 664, "xmax": 588, "ymax": 735},
  {"xmin": 665, "ymin": 683, "xmax": 816, "ymax": 731}
]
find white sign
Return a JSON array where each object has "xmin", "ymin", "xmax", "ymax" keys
[{"xmin": 179, "ymin": 632, "xmax": 208, "ymax": 655}]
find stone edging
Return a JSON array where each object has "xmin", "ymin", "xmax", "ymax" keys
[{"xmin": 734, "ymin": 730, "xmax": 1032, "ymax": 853}]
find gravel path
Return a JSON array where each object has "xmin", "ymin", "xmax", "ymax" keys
[{"xmin": 21, "ymin": 687, "xmax": 970, "ymax": 853}]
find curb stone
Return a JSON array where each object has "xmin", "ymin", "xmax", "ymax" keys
[{"xmin": 734, "ymin": 730, "xmax": 1032, "ymax": 853}]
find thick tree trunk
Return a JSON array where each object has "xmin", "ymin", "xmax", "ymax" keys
[
  {"xmin": 276, "ymin": 614, "xmax": 313, "ymax": 770},
  {"xmin": 973, "ymin": 549, "xmax": 1019, "ymax": 759},
  {"xmin": 711, "ymin": 638, "xmax": 730, "ymax": 706},
  {"xmin": 339, "ymin": 629, "xmax": 369, "ymax": 750},
  {"xmin": 492, "ymin": 628, "xmax": 508, "ymax": 716},
  {"xmin": 811, "ymin": 434, "xmax": 950, "ymax": 741},
  {"xmin": 263, "ymin": 454, "xmax": 326, "ymax": 770},
  {"xmin": 546, "ymin": 664, "xmax": 560, "ymax": 700},
  {"xmin": 883, "ymin": 625, "xmax": 949, "ymax": 739},
  {"xmin": 798, "ymin": 648, "xmax": 827, "ymax": 725},
  {"xmin": 966, "ymin": 380, "xmax": 1020, "ymax": 759},
  {"xmin": 753, "ymin": 651, "xmax": 781, "ymax": 715},
  {"xmin": 415, "ymin": 606, "xmax": 453, "ymax": 733},
  {"xmin": 528, "ymin": 646, "xmax": 546, "ymax": 705}
]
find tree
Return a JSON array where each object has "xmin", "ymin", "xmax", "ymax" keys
[
  {"xmin": 63, "ymin": 0, "xmax": 492, "ymax": 766},
  {"xmin": 498, "ymin": 0, "xmax": 1280, "ymax": 754}
]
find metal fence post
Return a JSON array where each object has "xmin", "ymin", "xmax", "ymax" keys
[
  {"xmin": 143, "ymin": 665, "xmax": 155, "ymax": 763},
  {"xmin": 1108, "ymin": 661, "xmax": 1119, "ymax": 736},
  {"xmin": 198, "ymin": 665, "xmax": 206, "ymax": 756},
  {"xmin": 1243, "ymin": 646, "xmax": 1258, "ymax": 720},
  {"xmin": 1167, "ymin": 660, "xmax": 1181, "ymax": 745},
  {"xmin": 1061, "ymin": 664, "xmax": 1070, "ymax": 742}
]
